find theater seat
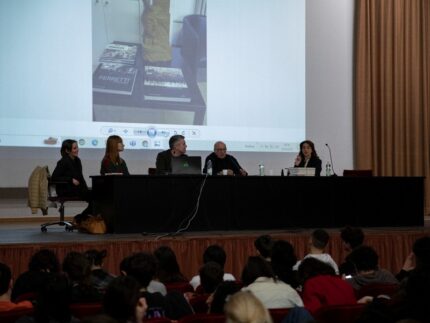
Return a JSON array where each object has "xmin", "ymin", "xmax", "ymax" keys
[
  {"xmin": 165, "ymin": 282, "xmax": 194, "ymax": 293},
  {"xmin": 314, "ymin": 303, "xmax": 366, "ymax": 323},
  {"xmin": 178, "ymin": 313, "xmax": 225, "ymax": 323},
  {"xmin": 70, "ymin": 302, "xmax": 103, "ymax": 319},
  {"xmin": 269, "ymin": 308, "xmax": 290, "ymax": 323},
  {"xmin": 0, "ymin": 307, "xmax": 34, "ymax": 323},
  {"xmin": 355, "ymin": 283, "xmax": 400, "ymax": 299}
]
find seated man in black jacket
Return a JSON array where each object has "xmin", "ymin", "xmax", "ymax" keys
[{"xmin": 203, "ymin": 141, "xmax": 247, "ymax": 176}]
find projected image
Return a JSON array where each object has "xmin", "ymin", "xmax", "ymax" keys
[{"xmin": 92, "ymin": 0, "xmax": 207, "ymax": 126}]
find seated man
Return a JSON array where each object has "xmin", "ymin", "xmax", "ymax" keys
[
  {"xmin": 156, "ymin": 135, "xmax": 187, "ymax": 175},
  {"xmin": 203, "ymin": 141, "xmax": 247, "ymax": 176}
]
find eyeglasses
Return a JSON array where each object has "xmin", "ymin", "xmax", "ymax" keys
[{"xmin": 215, "ymin": 148, "xmax": 226, "ymax": 151}]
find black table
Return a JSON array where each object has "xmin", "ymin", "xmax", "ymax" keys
[{"xmin": 91, "ymin": 175, "xmax": 424, "ymax": 234}]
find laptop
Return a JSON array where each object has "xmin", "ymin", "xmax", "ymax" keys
[
  {"xmin": 287, "ymin": 167, "xmax": 316, "ymax": 176},
  {"xmin": 171, "ymin": 156, "xmax": 202, "ymax": 175}
]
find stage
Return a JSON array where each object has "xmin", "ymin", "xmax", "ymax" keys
[{"xmin": 1, "ymin": 216, "xmax": 429, "ymax": 281}]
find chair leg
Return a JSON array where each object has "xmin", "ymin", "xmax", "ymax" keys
[{"xmin": 41, "ymin": 201, "xmax": 73, "ymax": 232}]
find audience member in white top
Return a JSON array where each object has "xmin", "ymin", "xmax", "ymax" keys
[
  {"xmin": 241, "ymin": 256, "xmax": 303, "ymax": 309},
  {"xmin": 294, "ymin": 229, "xmax": 339, "ymax": 274},
  {"xmin": 189, "ymin": 244, "xmax": 235, "ymax": 290}
]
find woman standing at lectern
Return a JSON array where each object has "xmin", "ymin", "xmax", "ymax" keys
[
  {"xmin": 51, "ymin": 139, "xmax": 93, "ymax": 224},
  {"xmin": 294, "ymin": 140, "xmax": 322, "ymax": 176},
  {"xmin": 100, "ymin": 135, "xmax": 130, "ymax": 175}
]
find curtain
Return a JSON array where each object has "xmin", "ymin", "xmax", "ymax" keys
[{"xmin": 355, "ymin": 0, "xmax": 430, "ymax": 214}]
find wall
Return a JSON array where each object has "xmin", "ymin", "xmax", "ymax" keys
[{"xmin": 0, "ymin": 0, "xmax": 354, "ymax": 187}]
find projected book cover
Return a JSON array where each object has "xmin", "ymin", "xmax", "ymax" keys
[
  {"xmin": 143, "ymin": 66, "xmax": 191, "ymax": 102},
  {"xmin": 93, "ymin": 62, "xmax": 138, "ymax": 96},
  {"xmin": 92, "ymin": 0, "xmax": 207, "ymax": 125}
]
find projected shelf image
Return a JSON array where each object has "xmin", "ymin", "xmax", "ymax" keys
[{"xmin": 92, "ymin": 1, "xmax": 207, "ymax": 126}]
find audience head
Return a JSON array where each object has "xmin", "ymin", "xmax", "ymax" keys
[
  {"xmin": 121, "ymin": 252, "xmax": 157, "ymax": 288},
  {"xmin": 225, "ymin": 291, "xmax": 273, "ymax": 323},
  {"xmin": 270, "ymin": 240, "xmax": 297, "ymax": 286},
  {"xmin": 209, "ymin": 281, "xmax": 241, "ymax": 314},
  {"xmin": 310, "ymin": 229, "xmax": 330, "ymax": 251},
  {"xmin": 28, "ymin": 249, "xmax": 60, "ymax": 273},
  {"xmin": 153, "ymin": 245, "xmax": 184, "ymax": 283},
  {"xmin": 299, "ymin": 140, "xmax": 318, "ymax": 159},
  {"xmin": 297, "ymin": 257, "xmax": 336, "ymax": 284},
  {"xmin": 254, "ymin": 235, "xmax": 274, "ymax": 259},
  {"xmin": 346, "ymin": 245, "xmax": 379, "ymax": 273},
  {"xmin": 103, "ymin": 276, "xmax": 147, "ymax": 323},
  {"xmin": 199, "ymin": 261, "xmax": 224, "ymax": 294},
  {"xmin": 169, "ymin": 135, "xmax": 186, "ymax": 155},
  {"xmin": 34, "ymin": 273, "xmax": 72, "ymax": 323},
  {"xmin": 105, "ymin": 135, "xmax": 125, "ymax": 162},
  {"xmin": 62, "ymin": 251, "xmax": 92, "ymax": 284},
  {"xmin": 241, "ymin": 256, "xmax": 275, "ymax": 287},
  {"xmin": 340, "ymin": 226, "xmax": 365, "ymax": 252},
  {"xmin": 412, "ymin": 236, "xmax": 430, "ymax": 269},
  {"xmin": 84, "ymin": 249, "xmax": 108, "ymax": 268},
  {"xmin": 60, "ymin": 139, "xmax": 78, "ymax": 158},
  {"xmin": 0, "ymin": 262, "xmax": 12, "ymax": 296},
  {"xmin": 214, "ymin": 141, "xmax": 228, "ymax": 159},
  {"xmin": 203, "ymin": 245, "xmax": 227, "ymax": 269}
]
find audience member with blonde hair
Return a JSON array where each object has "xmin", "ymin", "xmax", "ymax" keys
[
  {"xmin": 100, "ymin": 135, "xmax": 129, "ymax": 175},
  {"xmin": 225, "ymin": 291, "xmax": 273, "ymax": 323}
]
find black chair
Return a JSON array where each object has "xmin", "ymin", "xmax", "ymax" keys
[{"xmin": 41, "ymin": 180, "xmax": 81, "ymax": 232}]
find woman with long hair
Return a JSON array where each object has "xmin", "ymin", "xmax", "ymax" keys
[
  {"xmin": 293, "ymin": 140, "xmax": 322, "ymax": 176},
  {"xmin": 100, "ymin": 135, "xmax": 129, "ymax": 175}
]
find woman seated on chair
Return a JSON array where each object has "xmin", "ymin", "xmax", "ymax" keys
[
  {"xmin": 100, "ymin": 135, "xmax": 130, "ymax": 175},
  {"xmin": 51, "ymin": 139, "xmax": 92, "ymax": 224}
]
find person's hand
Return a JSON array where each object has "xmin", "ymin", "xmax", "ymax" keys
[
  {"xmin": 239, "ymin": 169, "xmax": 248, "ymax": 176},
  {"xmin": 72, "ymin": 178, "xmax": 80, "ymax": 186},
  {"xmin": 294, "ymin": 154, "xmax": 302, "ymax": 166},
  {"xmin": 401, "ymin": 252, "xmax": 415, "ymax": 271},
  {"xmin": 357, "ymin": 296, "xmax": 374, "ymax": 304},
  {"xmin": 227, "ymin": 169, "xmax": 234, "ymax": 176},
  {"xmin": 135, "ymin": 296, "xmax": 148, "ymax": 323}
]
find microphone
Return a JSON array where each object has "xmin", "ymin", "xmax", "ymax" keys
[{"xmin": 325, "ymin": 143, "xmax": 337, "ymax": 176}]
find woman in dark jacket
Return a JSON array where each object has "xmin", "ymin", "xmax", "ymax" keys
[
  {"xmin": 294, "ymin": 140, "xmax": 322, "ymax": 176},
  {"xmin": 51, "ymin": 139, "xmax": 92, "ymax": 223}
]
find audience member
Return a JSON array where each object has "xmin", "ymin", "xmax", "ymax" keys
[
  {"xmin": 203, "ymin": 141, "xmax": 247, "ymax": 176},
  {"xmin": 339, "ymin": 226, "xmax": 365, "ymax": 275},
  {"xmin": 270, "ymin": 240, "xmax": 299, "ymax": 288},
  {"xmin": 298, "ymin": 257, "xmax": 356, "ymax": 315},
  {"xmin": 153, "ymin": 246, "xmax": 188, "ymax": 284},
  {"xmin": 51, "ymin": 139, "xmax": 93, "ymax": 224},
  {"xmin": 254, "ymin": 235, "xmax": 274, "ymax": 262},
  {"xmin": 208, "ymin": 281, "xmax": 241, "ymax": 314},
  {"xmin": 396, "ymin": 236, "xmax": 430, "ymax": 282},
  {"xmin": 103, "ymin": 276, "xmax": 147, "ymax": 323},
  {"xmin": 293, "ymin": 140, "xmax": 322, "ymax": 176},
  {"xmin": 224, "ymin": 291, "xmax": 273, "ymax": 323},
  {"xmin": 84, "ymin": 249, "xmax": 115, "ymax": 294},
  {"xmin": 294, "ymin": 229, "xmax": 339, "ymax": 274},
  {"xmin": 241, "ymin": 256, "xmax": 303, "ymax": 309},
  {"xmin": 155, "ymin": 135, "xmax": 187, "ymax": 174},
  {"xmin": 100, "ymin": 135, "xmax": 129, "ymax": 175},
  {"xmin": 199, "ymin": 262, "xmax": 224, "ymax": 294},
  {"xmin": 121, "ymin": 252, "xmax": 192, "ymax": 320},
  {"xmin": 16, "ymin": 273, "xmax": 78, "ymax": 323},
  {"xmin": 120, "ymin": 255, "xmax": 166, "ymax": 296},
  {"xmin": 189, "ymin": 245, "xmax": 235, "ymax": 290},
  {"xmin": 345, "ymin": 246, "xmax": 398, "ymax": 290},
  {"xmin": 12, "ymin": 249, "xmax": 60, "ymax": 302},
  {"xmin": 62, "ymin": 252, "xmax": 102, "ymax": 303},
  {"xmin": 0, "ymin": 262, "xmax": 33, "ymax": 312}
]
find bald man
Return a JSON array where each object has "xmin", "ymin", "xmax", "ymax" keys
[{"xmin": 203, "ymin": 141, "xmax": 247, "ymax": 176}]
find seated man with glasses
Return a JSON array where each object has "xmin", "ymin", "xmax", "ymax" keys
[{"xmin": 203, "ymin": 141, "xmax": 247, "ymax": 176}]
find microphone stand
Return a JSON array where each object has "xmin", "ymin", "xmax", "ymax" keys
[{"xmin": 325, "ymin": 143, "xmax": 337, "ymax": 176}]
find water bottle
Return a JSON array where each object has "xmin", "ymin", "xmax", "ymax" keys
[
  {"xmin": 325, "ymin": 162, "xmax": 332, "ymax": 176},
  {"xmin": 207, "ymin": 159, "xmax": 213, "ymax": 175},
  {"xmin": 259, "ymin": 162, "xmax": 265, "ymax": 176}
]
